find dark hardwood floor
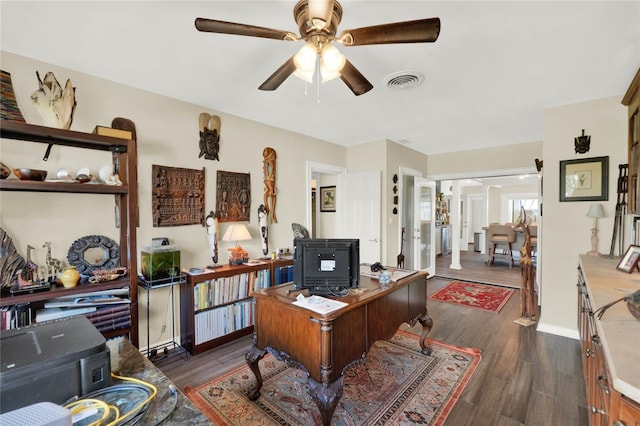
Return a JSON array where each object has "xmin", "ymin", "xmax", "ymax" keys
[{"xmin": 157, "ymin": 256, "xmax": 587, "ymax": 425}]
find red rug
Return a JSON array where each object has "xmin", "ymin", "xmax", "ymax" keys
[
  {"xmin": 429, "ymin": 281, "xmax": 515, "ymax": 313},
  {"xmin": 184, "ymin": 330, "xmax": 481, "ymax": 425}
]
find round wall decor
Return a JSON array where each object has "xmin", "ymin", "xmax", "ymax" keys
[{"xmin": 67, "ymin": 234, "xmax": 120, "ymax": 274}]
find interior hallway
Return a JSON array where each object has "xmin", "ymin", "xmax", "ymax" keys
[{"xmin": 435, "ymin": 245, "xmax": 523, "ymax": 288}]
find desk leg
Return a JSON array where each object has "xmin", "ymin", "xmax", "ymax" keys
[
  {"xmin": 245, "ymin": 344, "xmax": 266, "ymax": 400},
  {"xmin": 415, "ymin": 313, "xmax": 434, "ymax": 356},
  {"xmin": 308, "ymin": 376, "xmax": 343, "ymax": 426}
]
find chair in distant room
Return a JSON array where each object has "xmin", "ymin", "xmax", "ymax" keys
[{"xmin": 487, "ymin": 224, "xmax": 516, "ymax": 269}]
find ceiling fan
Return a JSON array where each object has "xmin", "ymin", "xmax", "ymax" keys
[{"xmin": 195, "ymin": 0, "xmax": 440, "ymax": 96}]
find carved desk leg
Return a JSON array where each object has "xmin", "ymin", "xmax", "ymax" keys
[
  {"xmin": 245, "ymin": 344, "xmax": 266, "ymax": 400},
  {"xmin": 308, "ymin": 377, "xmax": 343, "ymax": 426},
  {"xmin": 415, "ymin": 313, "xmax": 434, "ymax": 356}
]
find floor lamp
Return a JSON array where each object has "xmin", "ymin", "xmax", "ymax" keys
[{"xmin": 586, "ymin": 203, "xmax": 606, "ymax": 256}]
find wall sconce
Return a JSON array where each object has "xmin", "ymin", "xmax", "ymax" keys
[{"xmin": 575, "ymin": 129, "xmax": 591, "ymax": 154}]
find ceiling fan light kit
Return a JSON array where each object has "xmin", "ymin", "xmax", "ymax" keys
[{"xmin": 195, "ymin": 0, "xmax": 440, "ymax": 96}]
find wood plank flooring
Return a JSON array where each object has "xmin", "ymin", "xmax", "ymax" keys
[{"xmin": 157, "ymin": 268, "xmax": 587, "ymax": 425}]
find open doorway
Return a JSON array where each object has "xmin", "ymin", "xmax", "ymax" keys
[{"xmin": 434, "ymin": 172, "xmax": 540, "ymax": 288}]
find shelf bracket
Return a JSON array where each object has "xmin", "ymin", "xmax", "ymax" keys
[{"xmin": 42, "ymin": 143, "xmax": 53, "ymax": 161}]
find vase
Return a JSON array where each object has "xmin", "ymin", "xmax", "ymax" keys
[{"xmin": 60, "ymin": 266, "xmax": 80, "ymax": 288}]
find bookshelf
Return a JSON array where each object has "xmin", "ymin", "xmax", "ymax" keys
[
  {"xmin": 0, "ymin": 121, "xmax": 138, "ymax": 345},
  {"xmin": 180, "ymin": 258, "xmax": 292, "ymax": 355},
  {"xmin": 624, "ymin": 68, "xmax": 640, "ymax": 213}
]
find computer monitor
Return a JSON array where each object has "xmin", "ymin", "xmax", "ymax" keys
[{"xmin": 293, "ymin": 238, "xmax": 359, "ymax": 296}]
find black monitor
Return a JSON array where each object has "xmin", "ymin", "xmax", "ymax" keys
[{"xmin": 293, "ymin": 238, "xmax": 359, "ymax": 296}]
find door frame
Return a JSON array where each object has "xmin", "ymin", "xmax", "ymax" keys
[{"xmin": 306, "ymin": 161, "xmax": 346, "ymax": 237}]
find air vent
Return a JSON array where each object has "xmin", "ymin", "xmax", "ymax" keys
[{"xmin": 385, "ymin": 71, "xmax": 425, "ymax": 90}]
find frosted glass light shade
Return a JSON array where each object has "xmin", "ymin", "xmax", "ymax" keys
[{"xmin": 294, "ymin": 42, "xmax": 317, "ymax": 83}]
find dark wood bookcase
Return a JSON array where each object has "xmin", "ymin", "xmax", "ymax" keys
[{"xmin": 0, "ymin": 121, "xmax": 139, "ymax": 345}]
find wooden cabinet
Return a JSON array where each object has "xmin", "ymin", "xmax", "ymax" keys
[
  {"xmin": 180, "ymin": 259, "xmax": 292, "ymax": 355},
  {"xmin": 0, "ymin": 121, "xmax": 139, "ymax": 345},
  {"xmin": 624, "ymin": 68, "xmax": 640, "ymax": 213},
  {"xmin": 577, "ymin": 262, "xmax": 640, "ymax": 426}
]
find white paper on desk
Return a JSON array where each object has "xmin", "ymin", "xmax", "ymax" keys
[{"xmin": 292, "ymin": 294, "xmax": 348, "ymax": 314}]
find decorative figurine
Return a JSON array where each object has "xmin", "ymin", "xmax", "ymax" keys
[
  {"xmin": 0, "ymin": 228, "xmax": 27, "ymax": 288},
  {"xmin": 30, "ymin": 71, "xmax": 76, "ymax": 129},
  {"xmin": 514, "ymin": 209, "xmax": 537, "ymax": 327},
  {"xmin": 574, "ymin": 129, "xmax": 591, "ymax": 154},
  {"xmin": 43, "ymin": 241, "xmax": 63, "ymax": 283},
  {"xmin": 258, "ymin": 204, "xmax": 268, "ymax": 256},
  {"xmin": 198, "ymin": 113, "xmax": 221, "ymax": 161},
  {"xmin": 263, "ymin": 147, "xmax": 277, "ymax": 223},
  {"xmin": 205, "ymin": 210, "xmax": 219, "ymax": 264}
]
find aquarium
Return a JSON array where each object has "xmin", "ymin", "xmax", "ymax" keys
[{"xmin": 141, "ymin": 245, "xmax": 181, "ymax": 283}]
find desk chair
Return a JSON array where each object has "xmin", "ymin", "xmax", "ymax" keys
[{"xmin": 488, "ymin": 224, "xmax": 516, "ymax": 269}]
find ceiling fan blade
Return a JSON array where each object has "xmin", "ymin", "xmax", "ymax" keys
[
  {"xmin": 338, "ymin": 17, "xmax": 440, "ymax": 46},
  {"xmin": 195, "ymin": 18, "xmax": 296, "ymax": 41},
  {"xmin": 340, "ymin": 60, "xmax": 373, "ymax": 96},
  {"xmin": 258, "ymin": 57, "xmax": 297, "ymax": 91}
]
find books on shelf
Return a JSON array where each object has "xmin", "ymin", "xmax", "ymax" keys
[
  {"xmin": 194, "ymin": 300, "xmax": 254, "ymax": 345},
  {"xmin": 92, "ymin": 125, "xmax": 132, "ymax": 140}
]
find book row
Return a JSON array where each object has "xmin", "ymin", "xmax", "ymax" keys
[
  {"xmin": 194, "ymin": 300, "xmax": 254, "ymax": 345},
  {"xmin": 193, "ymin": 270, "xmax": 270, "ymax": 310}
]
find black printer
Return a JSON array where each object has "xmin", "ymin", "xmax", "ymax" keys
[{"xmin": 0, "ymin": 315, "xmax": 111, "ymax": 413}]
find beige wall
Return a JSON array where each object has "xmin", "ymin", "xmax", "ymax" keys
[
  {"xmin": 426, "ymin": 140, "xmax": 542, "ymax": 177},
  {"xmin": 539, "ymin": 95, "xmax": 627, "ymax": 337}
]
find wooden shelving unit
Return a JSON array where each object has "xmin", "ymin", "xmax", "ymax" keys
[
  {"xmin": 623, "ymin": 68, "xmax": 640, "ymax": 214},
  {"xmin": 0, "ymin": 121, "xmax": 139, "ymax": 346},
  {"xmin": 180, "ymin": 258, "xmax": 292, "ymax": 355}
]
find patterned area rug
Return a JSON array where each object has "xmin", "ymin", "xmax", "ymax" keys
[
  {"xmin": 429, "ymin": 281, "xmax": 515, "ymax": 313},
  {"xmin": 184, "ymin": 331, "xmax": 481, "ymax": 425}
]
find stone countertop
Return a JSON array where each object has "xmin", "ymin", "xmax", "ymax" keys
[
  {"xmin": 107, "ymin": 338, "xmax": 211, "ymax": 425},
  {"xmin": 579, "ymin": 254, "xmax": 640, "ymax": 404}
]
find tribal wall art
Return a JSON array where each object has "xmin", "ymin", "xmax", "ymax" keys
[
  {"xmin": 216, "ymin": 170, "xmax": 250, "ymax": 223},
  {"xmin": 152, "ymin": 164, "xmax": 205, "ymax": 227}
]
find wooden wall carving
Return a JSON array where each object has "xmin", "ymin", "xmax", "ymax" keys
[
  {"xmin": 216, "ymin": 170, "xmax": 250, "ymax": 223},
  {"xmin": 152, "ymin": 165, "xmax": 205, "ymax": 227}
]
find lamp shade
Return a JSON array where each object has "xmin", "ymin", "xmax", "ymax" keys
[
  {"xmin": 222, "ymin": 224, "xmax": 252, "ymax": 243},
  {"xmin": 586, "ymin": 203, "xmax": 606, "ymax": 219}
]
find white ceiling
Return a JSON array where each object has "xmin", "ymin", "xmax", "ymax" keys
[{"xmin": 1, "ymin": 1, "xmax": 639, "ymax": 156}]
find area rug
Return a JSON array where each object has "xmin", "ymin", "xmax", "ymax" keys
[
  {"xmin": 429, "ymin": 280, "xmax": 515, "ymax": 313},
  {"xmin": 184, "ymin": 330, "xmax": 481, "ymax": 425}
]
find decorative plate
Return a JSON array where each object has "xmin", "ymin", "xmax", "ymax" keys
[{"xmin": 67, "ymin": 235, "xmax": 119, "ymax": 274}]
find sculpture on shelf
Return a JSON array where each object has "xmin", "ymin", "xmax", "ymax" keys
[
  {"xmin": 263, "ymin": 147, "xmax": 278, "ymax": 223},
  {"xmin": 43, "ymin": 241, "xmax": 63, "ymax": 283},
  {"xmin": 30, "ymin": 71, "xmax": 76, "ymax": 129},
  {"xmin": 198, "ymin": 113, "xmax": 221, "ymax": 161},
  {"xmin": 258, "ymin": 204, "xmax": 268, "ymax": 256},
  {"xmin": 205, "ymin": 210, "xmax": 219, "ymax": 264},
  {"xmin": 0, "ymin": 228, "xmax": 27, "ymax": 288},
  {"xmin": 514, "ymin": 209, "xmax": 537, "ymax": 327}
]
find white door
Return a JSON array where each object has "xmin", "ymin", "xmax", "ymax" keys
[
  {"xmin": 337, "ymin": 171, "xmax": 381, "ymax": 264},
  {"xmin": 413, "ymin": 177, "xmax": 436, "ymax": 276}
]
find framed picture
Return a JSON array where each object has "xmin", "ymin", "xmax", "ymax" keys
[
  {"xmin": 559, "ymin": 156, "xmax": 608, "ymax": 202},
  {"xmin": 617, "ymin": 245, "xmax": 640, "ymax": 273},
  {"xmin": 320, "ymin": 186, "xmax": 336, "ymax": 212}
]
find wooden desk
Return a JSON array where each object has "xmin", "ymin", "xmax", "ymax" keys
[{"xmin": 246, "ymin": 272, "xmax": 431, "ymax": 426}]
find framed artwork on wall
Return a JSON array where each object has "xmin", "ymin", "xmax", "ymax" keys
[
  {"xmin": 320, "ymin": 186, "xmax": 336, "ymax": 212},
  {"xmin": 559, "ymin": 156, "xmax": 608, "ymax": 202}
]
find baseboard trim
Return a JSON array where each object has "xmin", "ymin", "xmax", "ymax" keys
[{"xmin": 536, "ymin": 318, "xmax": 579, "ymax": 340}]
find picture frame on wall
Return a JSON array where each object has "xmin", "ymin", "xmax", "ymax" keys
[
  {"xmin": 559, "ymin": 156, "xmax": 608, "ymax": 202},
  {"xmin": 320, "ymin": 186, "xmax": 336, "ymax": 212},
  {"xmin": 616, "ymin": 245, "xmax": 640, "ymax": 273}
]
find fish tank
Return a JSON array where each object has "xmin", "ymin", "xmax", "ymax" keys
[{"xmin": 141, "ymin": 245, "xmax": 181, "ymax": 284}]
